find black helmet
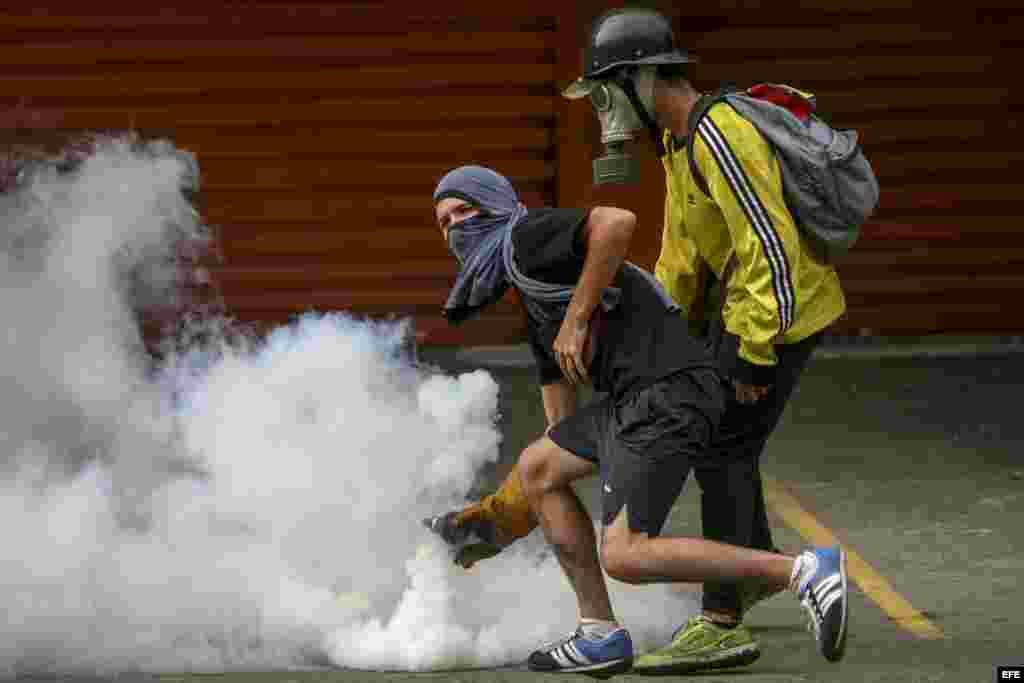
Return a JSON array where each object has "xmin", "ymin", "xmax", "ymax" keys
[{"xmin": 583, "ymin": 8, "xmax": 695, "ymax": 79}]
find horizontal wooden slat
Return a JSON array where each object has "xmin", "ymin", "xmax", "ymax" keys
[
  {"xmin": 202, "ymin": 191, "xmax": 552, "ymax": 224},
  {"xmin": 197, "ymin": 158, "xmax": 553, "ymax": 191},
  {"xmin": 876, "ymin": 185, "xmax": 1023, "ymax": 212},
  {"xmin": 682, "ymin": 0, "xmax": 1024, "ymax": 14},
  {"xmin": 205, "ymin": 289, "xmax": 519, "ymax": 315},
  {"xmin": 859, "ymin": 217, "xmax": 1024, "ymax": 241},
  {"xmin": 852, "ymin": 118, "xmax": 1020, "ymax": 145},
  {"xmin": 683, "ymin": 24, "xmax": 961, "ymax": 53},
  {"xmin": 0, "ymin": 64, "xmax": 557, "ymax": 98},
  {"xmin": 0, "ymin": 33, "xmax": 554, "ymax": 67},
  {"xmin": 10, "ymin": 96, "xmax": 556, "ymax": 130},
  {"xmin": 836, "ymin": 301, "xmax": 1024, "ymax": 334},
  {"xmin": 635, "ymin": 84, "xmax": 1018, "ymax": 124},
  {"xmin": 682, "ymin": 26, "xmax": 1023, "ymax": 60},
  {"xmin": 729, "ymin": 85, "xmax": 1013, "ymax": 117},
  {"xmin": 159, "ymin": 127, "xmax": 553, "ymax": 159},
  {"xmin": 698, "ymin": 53, "xmax": 1013, "ymax": 85},
  {"xmin": 201, "ymin": 263, "xmax": 457, "ymax": 286},
  {"xmin": 863, "ymin": 219, "xmax": 1024, "ymax": 237},
  {"xmin": 0, "ymin": 6, "xmax": 560, "ymax": 34},
  {"xmin": 836, "ymin": 109, "xmax": 1023, "ymax": 134},
  {"xmin": 870, "ymin": 150, "xmax": 1024, "ymax": 179},
  {"xmin": 860, "ymin": 224, "xmax": 959, "ymax": 241},
  {"xmin": 839, "ymin": 274, "xmax": 1024, "ymax": 295},
  {"xmin": 842, "ymin": 245, "xmax": 1024, "ymax": 266},
  {"xmin": 217, "ymin": 231, "xmax": 451, "ymax": 258},
  {"xmin": 842, "ymin": 287, "xmax": 1023, "ymax": 308}
]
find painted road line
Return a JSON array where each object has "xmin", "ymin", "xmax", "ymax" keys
[{"xmin": 763, "ymin": 475, "xmax": 945, "ymax": 640}]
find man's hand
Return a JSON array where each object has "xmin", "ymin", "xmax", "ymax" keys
[
  {"xmin": 451, "ymin": 505, "xmax": 508, "ymax": 569},
  {"xmin": 423, "ymin": 506, "xmax": 508, "ymax": 570},
  {"xmin": 733, "ymin": 380, "xmax": 772, "ymax": 405},
  {"xmin": 553, "ymin": 313, "xmax": 592, "ymax": 386}
]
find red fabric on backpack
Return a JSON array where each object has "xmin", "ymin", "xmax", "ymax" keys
[{"xmin": 747, "ymin": 84, "xmax": 815, "ymax": 123}]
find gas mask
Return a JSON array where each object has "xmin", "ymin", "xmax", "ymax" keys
[{"xmin": 562, "ymin": 67, "xmax": 659, "ymax": 185}]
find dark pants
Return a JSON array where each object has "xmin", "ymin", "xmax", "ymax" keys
[
  {"xmin": 549, "ymin": 368, "xmax": 725, "ymax": 535},
  {"xmin": 696, "ymin": 326, "xmax": 821, "ymax": 617}
]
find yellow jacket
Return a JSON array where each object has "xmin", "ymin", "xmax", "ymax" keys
[{"xmin": 655, "ymin": 100, "xmax": 846, "ymax": 385}]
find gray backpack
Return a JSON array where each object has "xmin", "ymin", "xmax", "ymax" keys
[{"xmin": 686, "ymin": 83, "xmax": 880, "ymax": 263}]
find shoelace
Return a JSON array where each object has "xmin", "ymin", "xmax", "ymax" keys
[
  {"xmin": 800, "ymin": 586, "xmax": 825, "ymax": 636},
  {"xmin": 538, "ymin": 627, "xmax": 585, "ymax": 653},
  {"xmin": 669, "ymin": 616, "xmax": 703, "ymax": 642}
]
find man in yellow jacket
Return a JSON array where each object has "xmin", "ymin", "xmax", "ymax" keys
[{"xmin": 426, "ymin": 7, "xmax": 847, "ymax": 675}]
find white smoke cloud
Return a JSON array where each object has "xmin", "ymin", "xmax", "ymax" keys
[{"xmin": 0, "ymin": 139, "xmax": 696, "ymax": 677}]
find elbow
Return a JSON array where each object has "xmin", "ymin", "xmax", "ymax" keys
[
  {"xmin": 610, "ymin": 208, "xmax": 637, "ymax": 243},
  {"xmin": 589, "ymin": 206, "xmax": 637, "ymax": 248},
  {"xmin": 619, "ymin": 213, "xmax": 637, "ymax": 245}
]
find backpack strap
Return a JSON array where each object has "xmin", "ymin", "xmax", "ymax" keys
[
  {"xmin": 685, "ymin": 83, "xmax": 740, "ymax": 197},
  {"xmin": 686, "ymin": 83, "xmax": 821, "ymax": 197}
]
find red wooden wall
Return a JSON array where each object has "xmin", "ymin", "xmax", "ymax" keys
[{"xmin": 2, "ymin": 1, "xmax": 1021, "ymax": 348}]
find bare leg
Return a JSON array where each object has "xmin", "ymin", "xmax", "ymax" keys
[
  {"xmin": 519, "ymin": 436, "xmax": 613, "ymax": 622},
  {"xmin": 601, "ymin": 507, "xmax": 793, "ymax": 591}
]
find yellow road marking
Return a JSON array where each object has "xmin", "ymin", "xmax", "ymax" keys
[{"xmin": 763, "ymin": 475, "xmax": 945, "ymax": 640}]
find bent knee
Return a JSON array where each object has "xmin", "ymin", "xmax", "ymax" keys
[
  {"xmin": 518, "ymin": 441, "xmax": 555, "ymax": 494},
  {"xmin": 518, "ymin": 437, "xmax": 597, "ymax": 498},
  {"xmin": 600, "ymin": 531, "xmax": 646, "ymax": 584}
]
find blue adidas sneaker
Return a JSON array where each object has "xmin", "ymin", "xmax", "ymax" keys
[
  {"xmin": 796, "ymin": 545, "xmax": 849, "ymax": 662},
  {"xmin": 528, "ymin": 626, "xmax": 633, "ymax": 678}
]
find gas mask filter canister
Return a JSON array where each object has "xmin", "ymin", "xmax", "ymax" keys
[{"xmin": 562, "ymin": 77, "xmax": 644, "ymax": 185}]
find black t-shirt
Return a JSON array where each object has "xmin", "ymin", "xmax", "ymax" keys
[{"xmin": 512, "ymin": 207, "xmax": 716, "ymax": 397}]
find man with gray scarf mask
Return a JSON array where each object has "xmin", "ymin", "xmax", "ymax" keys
[{"xmin": 430, "ymin": 165, "xmax": 849, "ymax": 676}]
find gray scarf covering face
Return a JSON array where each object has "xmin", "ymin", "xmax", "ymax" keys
[
  {"xmin": 434, "ymin": 165, "xmax": 675, "ymax": 326},
  {"xmin": 433, "ymin": 165, "xmax": 523, "ymax": 324}
]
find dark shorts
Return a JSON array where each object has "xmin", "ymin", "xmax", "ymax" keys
[{"xmin": 548, "ymin": 368, "xmax": 725, "ymax": 535}]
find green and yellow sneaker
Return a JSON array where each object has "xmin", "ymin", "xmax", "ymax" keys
[{"xmin": 633, "ymin": 615, "xmax": 760, "ymax": 675}]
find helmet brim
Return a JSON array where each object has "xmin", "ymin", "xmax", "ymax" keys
[{"xmin": 584, "ymin": 50, "xmax": 697, "ymax": 79}]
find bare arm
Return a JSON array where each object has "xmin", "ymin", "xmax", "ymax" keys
[
  {"xmin": 541, "ymin": 379, "xmax": 579, "ymax": 434},
  {"xmin": 553, "ymin": 206, "xmax": 637, "ymax": 385}
]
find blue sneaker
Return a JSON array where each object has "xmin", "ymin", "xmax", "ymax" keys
[
  {"xmin": 796, "ymin": 545, "xmax": 849, "ymax": 662},
  {"xmin": 528, "ymin": 626, "xmax": 633, "ymax": 678}
]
